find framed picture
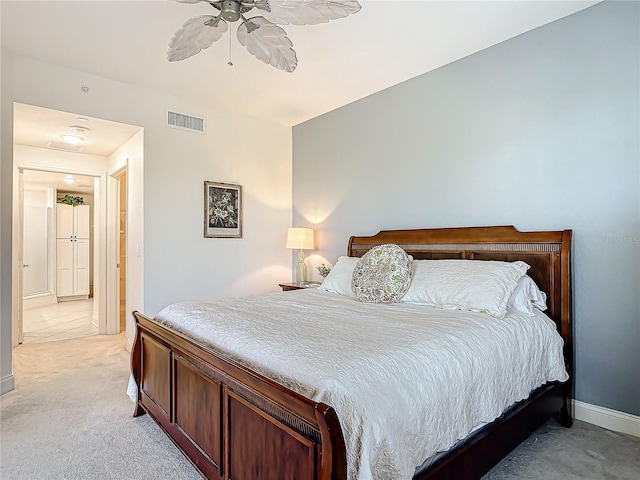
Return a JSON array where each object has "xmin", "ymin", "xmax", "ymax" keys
[{"xmin": 204, "ymin": 181, "xmax": 243, "ymax": 238}]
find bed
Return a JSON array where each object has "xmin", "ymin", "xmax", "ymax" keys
[{"xmin": 130, "ymin": 225, "xmax": 573, "ymax": 480}]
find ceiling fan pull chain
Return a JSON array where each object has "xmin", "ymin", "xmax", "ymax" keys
[{"xmin": 228, "ymin": 26, "xmax": 233, "ymax": 67}]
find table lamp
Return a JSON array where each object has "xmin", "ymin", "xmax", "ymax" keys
[{"xmin": 286, "ymin": 227, "xmax": 315, "ymax": 284}]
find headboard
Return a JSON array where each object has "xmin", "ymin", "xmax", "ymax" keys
[{"xmin": 347, "ymin": 226, "xmax": 572, "ymax": 351}]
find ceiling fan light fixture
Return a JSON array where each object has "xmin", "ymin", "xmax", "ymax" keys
[{"xmin": 221, "ymin": 0, "xmax": 241, "ymax": 22}]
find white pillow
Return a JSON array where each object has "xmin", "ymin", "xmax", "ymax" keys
[
  {"xmin": 507, "ymin": 275, "xmax": 548, "ymax": 315},
  {"xmin": 402, "ymin": 259, "xmax": 530, "ymax": 318},
  {"xmin": 318, "ymin": 256, "xmax": 359, "ymax": 296},
  {"xmin": 351, "ymin": 244, "xmax": 413, "ymax": 303}
]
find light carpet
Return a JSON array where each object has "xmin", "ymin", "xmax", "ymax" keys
[{"xmin": 1, "ymin": 334, "xmax": 638, "ymax": 479}]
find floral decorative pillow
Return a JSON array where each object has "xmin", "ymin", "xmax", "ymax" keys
[{"xmin": 351, "ymin": 244, "xmax": 413, "ymax": 303}]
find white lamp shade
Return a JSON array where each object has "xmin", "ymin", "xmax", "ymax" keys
[{"xmin": 286, "ymin": 227, "xmax": 315, "ymax": 250}]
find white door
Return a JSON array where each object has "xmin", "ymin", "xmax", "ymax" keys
[{"xmin": 23, "ymin": 204, "xmax": 50, "ymax": 295}]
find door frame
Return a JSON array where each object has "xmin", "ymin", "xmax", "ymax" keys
[
  {"xmin": 106, "ymin": 165, "xmax": 127, "ymax": 335},
  {"xmin": 12, "ymin": 163, "xmax": 120, "ymax": 344},
  {"xmin": 16, "ymin": 169, "xmax": 24, "ymax": 344}
]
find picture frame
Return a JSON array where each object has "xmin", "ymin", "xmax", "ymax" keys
[{"xmin": 204, "ymin": 181, "xmax": 242, "ymax": 238}]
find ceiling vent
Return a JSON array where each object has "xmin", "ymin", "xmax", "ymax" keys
[
  {"xmin": 46, "ymin": 141, "xmax": 84, "ymax": 153},
  {"xmin": 166, "ymin": 110, "xmax": 206, "ymax": 134}
]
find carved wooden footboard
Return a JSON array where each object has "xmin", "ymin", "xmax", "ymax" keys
[
  {"xmin": 131, "ymin": 311, "xmax": 346, "ymax": 480},
  {"xmin": 130, "ymin": 225, "xmax": 572, "ymax": 480}
]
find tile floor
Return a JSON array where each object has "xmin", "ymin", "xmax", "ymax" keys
[{"xmin": 22, "ymin": 298, "xmax": 98, "ymax": 344}]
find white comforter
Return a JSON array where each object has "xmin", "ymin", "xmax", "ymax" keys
[{"xmin": 153, "ymin": 289, "xmax": 568, "ymax": 480}]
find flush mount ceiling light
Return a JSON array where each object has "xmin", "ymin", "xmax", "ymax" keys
[
  {"xmin": 60, "ymin": 125, "xmax": 90, "ymax": 145},
  {"xmin": 168, "ymin": 0, "xmax": 362, "ymax": 72},
  {"xmin": 60, "ymin": 134, "xmax": 84, "ymax": 145}
]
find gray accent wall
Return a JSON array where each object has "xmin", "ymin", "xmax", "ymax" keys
[{"xmin": 292, "ymin": 2, "xmax": 639, "ymax": 416}]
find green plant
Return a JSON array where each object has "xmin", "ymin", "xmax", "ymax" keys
[
  {"xmin": 57, "ymin": 195, "xmax": 85, "ymax": 206},
  {"xmin": 317, "ymin": 264, "xmax": 331, "ymax": 278}
]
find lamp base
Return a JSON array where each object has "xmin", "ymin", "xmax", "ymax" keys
[{"xmin": 295, "ymin": 250, "xmax": 307, "ymax": 284}]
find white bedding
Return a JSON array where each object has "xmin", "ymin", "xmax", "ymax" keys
[{"xmin": 152, "ymin": 289, "xmax": 568, "ymax": 480}]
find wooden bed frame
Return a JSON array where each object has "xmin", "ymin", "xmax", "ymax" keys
[{"xmin": 131, "ymin": 225, "xmax": 573, "ymax": 480}]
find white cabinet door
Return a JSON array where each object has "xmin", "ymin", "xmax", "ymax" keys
[
  {"xmin": 74, "ymin": 205, "xmax": 90, "ymax": 239},
  {"xmin": 74, "ymin": 238, "xmax": 90, "ymax": 296},
  {"xmin": 56, "ymin": 239, "xmax": 74, "ymax": 297},
  {"xmin": 56, "ymin": 204, "xmax": 74, "ymax": 239}
]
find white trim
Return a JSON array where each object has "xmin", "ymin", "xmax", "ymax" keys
[
  {"xmin": 23, "ymin": 293, "xmax": 56, "ymax": 309},
  {"xmin": 105, "ymin": 174, "xmax": 119, "ymax": 334},
  {"xmin": 14, "ymin": 161, "xmax": 104, "ymax": 178},
  {"xmin": 126, "ymin": 337, "xmax": 133, "ymax": 353},
  {"xmin": 574, "ymin": 400, "xmax": 640, "ymax": 437},
  {"xmin": 0, "ymin": 374, "xmax": 15, "ymax": 395}
]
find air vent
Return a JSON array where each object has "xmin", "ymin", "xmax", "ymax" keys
[
  {"xmin": 46, "ymin": 141, "xmax": 84, "ymax": 153},
  {"xmin": 166, "ymin": 110, "xmax": 206, "ymax": 134}
]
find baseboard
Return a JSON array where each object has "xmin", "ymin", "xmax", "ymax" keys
[
  {"xmin": 574, "ymin": 400, "xmax": 640, "ymax": 437},
  {"xmin": 23, "ymin": 293, "xmax": 56, "ymax": 309},
  {"xmin": 126, "ymin": 337, "xmax": 133, "ymax": 353},
  {"xmin": 0, "ymin": 374, "xmax": 15, "ymax": 395}
]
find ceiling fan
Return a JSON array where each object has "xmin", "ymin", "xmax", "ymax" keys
[{"xmin": 168, "ymin": 0, "xmax": 362, "ymax": 72}]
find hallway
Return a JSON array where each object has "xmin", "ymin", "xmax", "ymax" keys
[{"xmin": 22, "ymin": 299, "xmax": 97, "ymax": 344}]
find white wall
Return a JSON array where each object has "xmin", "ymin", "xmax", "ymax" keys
[
  {"xmin": 1, "ymin": 52, "xmax": 293, "ymax": 392},
  {"xmin": 15, "ymin": 145, "xmax": 108, "ymax": 174},
  {"xmin": 293, "ymin": 2, "xmax": 639, "ymax": 416},
  {"xmin": 0, "ymin": 42, "xmax": 15, "ymax": 395}
]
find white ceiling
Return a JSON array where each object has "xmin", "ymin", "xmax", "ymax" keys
[
  {"xmin": 1, "ymin": 0, "xmax": 600, "ymax": 128},
  {"xmin": 14, "ymin": 103, "xmax": 142, "ymax": 157}
]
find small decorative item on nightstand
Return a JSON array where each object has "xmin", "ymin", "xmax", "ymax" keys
[
  {"xmin": 285, "ymin": 227, "xmax": 315, "ymax": 283},
  {"xmin": 317, "ymin": 263, "xmax": 331, "ymax": 278},
  {"xmin": 279, "ymin": 282, "xmax": 321, "ymax": 292}
]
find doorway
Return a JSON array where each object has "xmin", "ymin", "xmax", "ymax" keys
[
  {"xmin": 19, "ymin": 169, "xmax": 98, "ymax": 344},
  {"xmin": 12, "ymin": 103, "xmax": 143, "ymax": 351}
]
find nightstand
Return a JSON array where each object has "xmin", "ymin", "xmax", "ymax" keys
[{"xmin": 279, "ymin": 282, "xmax": 321, "ymax": 291}]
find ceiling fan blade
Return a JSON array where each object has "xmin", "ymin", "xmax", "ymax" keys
[
  {"xmin": 168, "ymin": 15, "xmax": 229, "ymax": 62},
  {"xmin": 237, "ymin": 17, "xmax": 298, "ymax": 72},
  {"xmin": 256, "ymin": 0, "xmax": 361, "ymax": 26},
  {"xmin": 173, "ymin": 0, "xmax": 216, "ymax": 4}
]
